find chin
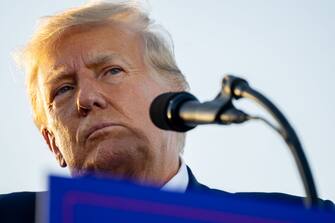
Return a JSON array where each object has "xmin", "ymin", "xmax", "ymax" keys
[{"xmin": 80, "ymin": 140, "xmax": 143, "ymax": 180}]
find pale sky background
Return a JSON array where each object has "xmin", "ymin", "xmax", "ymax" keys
[{"xmin": 0, "ymin": 0, "xmax": 334, "ymax": 202}]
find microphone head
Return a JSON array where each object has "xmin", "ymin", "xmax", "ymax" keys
[{"xmin": 150, "ymin": 92, "xmax": 198, "ymax": 132}]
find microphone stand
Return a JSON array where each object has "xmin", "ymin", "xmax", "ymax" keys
[{"xmin": 219, "ymin": 75, "xmax": 319, "ymax": 208}]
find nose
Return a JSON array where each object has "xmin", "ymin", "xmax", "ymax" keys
[{"xmin": 76, "ymin": 77, "xmax": 107, "ymax": 117}]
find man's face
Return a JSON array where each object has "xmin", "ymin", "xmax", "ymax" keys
[{"xmin": 38, "ymin": 23, "xmax": 180, "ymax": 185}]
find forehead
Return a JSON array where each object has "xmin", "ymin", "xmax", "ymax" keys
[{"xmin": 40, "ymin": 23, "xmax": 145, "ymax": 73}]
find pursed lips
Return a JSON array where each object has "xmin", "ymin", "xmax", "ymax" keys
[{"xmin": 85, "ymin": 122, "xmax": 121, "ymax": 141}]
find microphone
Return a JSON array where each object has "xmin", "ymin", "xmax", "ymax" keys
[
  {"xmin": 150, "ymin": 75, "xmax": 319, "ymax": 207},
  {"xmin": 149, "ymin": 92, "xmax": 248, "ymax": 132}
]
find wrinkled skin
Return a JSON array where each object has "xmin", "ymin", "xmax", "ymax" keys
[{"xmin": 38, "ymin": 23, "xmax": 180, "ymax": 186}]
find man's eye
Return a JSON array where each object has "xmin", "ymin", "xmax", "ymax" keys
[
  {"xmin": 54, "ymin": 85, "xmax": 73, "ymax": 97},
  {"xmin": 105, "ymin": 67, "xmax": 124, "ymax": 76},
  {"xmin": 101, "ymin": 66, "xmax": 126, "ymax": 84}
]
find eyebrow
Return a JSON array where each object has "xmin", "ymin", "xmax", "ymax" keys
[
  {"xmin": 44, "ymin": 52, "xmax": 131, "ymax": 85},
  {"xmin": 86, "ymin": 52, "xmax": 132, "ymax": 69},
  {"xmin": 44, "ymin": 72, "xmax": 75, "ymax": 86}
]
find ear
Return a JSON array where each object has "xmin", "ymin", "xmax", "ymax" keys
[{"xmin": 41, "ymin": 128, "xmax": 67, "ymax": 168}]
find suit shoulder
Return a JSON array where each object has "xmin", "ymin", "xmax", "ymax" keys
[
  {"xmin": 0, "ymin": 192, "xmax": 38, "ymax": 223},
  {"xmin": 234, "ymin": 192, "xmax": 335, "ymax": 211},
  {"xmin": 0, "ymin": 191, "xmax": 36, "ymax": 201}
]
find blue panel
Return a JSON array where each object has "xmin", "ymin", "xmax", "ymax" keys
[{"xmin": 46, "ymin": 176, "xmax": 335, "ymax": 223}]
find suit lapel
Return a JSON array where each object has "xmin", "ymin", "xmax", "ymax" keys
[{"xmin": 185, "ymin": 166, "xmax": 211, "ymax": 193}]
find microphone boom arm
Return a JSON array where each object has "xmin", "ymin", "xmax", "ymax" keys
[{"xmin": 221, "ymin": 75, "xmax": 319, "ymax": 208}]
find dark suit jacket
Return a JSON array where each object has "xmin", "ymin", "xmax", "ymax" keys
[
  {"xmin": 186, "ymin": 167, "xmax": 335, "ymax": 210},
  {"xmin": 1, "ymin": 167, "xmax": 334, "ymax": 223}
]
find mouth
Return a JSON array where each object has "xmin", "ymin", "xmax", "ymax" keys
[{"xmin": 85, "ymin": 122, "xmax": 122, "ymax": 141}]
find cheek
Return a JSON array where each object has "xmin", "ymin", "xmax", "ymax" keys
[
  {"xmin": 51, "ymin": 115, "xmax": 83, "ymax": 170},
  {"xmin": 51, "ymin": 96, "xmax": 79, "ymax": 129},
  {"xmin": 123, "ymin": 78, "xmax": 169, "ymax": 143},
  {"xmin": 124, "ymin": 80, "xmax": 161, "ymax": 122},
  {"xmin": 53, "ymin": 94, "xmax": 77, "ymax": 115},
  {"xmin": 48, "ymin": 99, "xmax": 79, "ymax": 148}
]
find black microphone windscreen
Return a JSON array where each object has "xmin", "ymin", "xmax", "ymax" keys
[
  {"xmin": 150, "ymin": 92, "xmax": 179, "ymax": 130},
  {"xmin": 149, "ymin": 92, "xmax": 198, "ymax": 132}
]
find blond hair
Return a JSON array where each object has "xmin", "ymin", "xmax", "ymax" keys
[{"xmin": 17, "ymin": 1, "xmax": 188, "ymax": 131}]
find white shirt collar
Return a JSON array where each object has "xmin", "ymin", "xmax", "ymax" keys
[{"xmin": 161, "ymin": 156, "xmax": 189, "ymax": 193}]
